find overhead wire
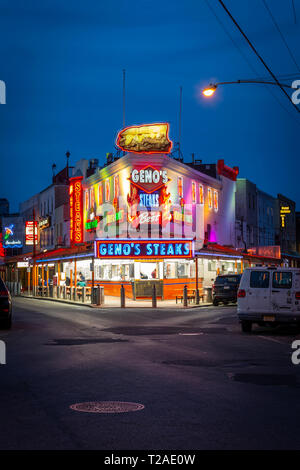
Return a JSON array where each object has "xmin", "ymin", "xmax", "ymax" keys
[
  {"xmin": 262, "ymin": 0, "xmax": 300, "ymax": 72},
  {"xmin": 216, "ymin": 0, "xmax": 300, "ymax": 114},
  {"xmin": 203, "ymin": 0, "xmax": 300, "ymax": 126}
]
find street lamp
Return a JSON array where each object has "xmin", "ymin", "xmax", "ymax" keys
[{"xmin": 202, "ymin": 79, "xmax": 293, "ymax": 98}]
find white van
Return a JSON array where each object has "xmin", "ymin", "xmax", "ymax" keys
[{"xmin": 237, "ymin": 267, "xmax": 300, "ymax": 332}]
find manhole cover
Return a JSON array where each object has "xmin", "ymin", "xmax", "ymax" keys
[{"xmin": 70, "ymin": 401, "xmax": 145, "ymax": 413}]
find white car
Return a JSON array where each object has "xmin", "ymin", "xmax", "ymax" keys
[{"xmin": 237, "ymin": 267, "xmax": 300, "ymax": 332}]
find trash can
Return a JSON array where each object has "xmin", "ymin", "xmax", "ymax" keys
[{"xmin": 204, "ymin": 287, "xmax": 212, "ymax": 303}]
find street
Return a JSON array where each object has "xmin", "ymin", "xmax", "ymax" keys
[{"xmin": 1, "ymin": 297, "xmax": 300, "ymax": 450}]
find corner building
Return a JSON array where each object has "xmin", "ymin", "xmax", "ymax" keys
[{"xmin": 60, "ymin": 151, "xmax": 239, "ymax": 300}]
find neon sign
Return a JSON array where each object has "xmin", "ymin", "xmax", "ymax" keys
[
  {"xmin": 280, "ymin": 206, "xmax": 291, "ymax": 228},
  {"xmin": 95, "ymin": 239, "xmax": 194, "ymax": 259},
  {"xmin": 139, "ymin": 192, "xmax": 159, "ymax": 208},
  {"xmin": 70, "ymin": 175, "xmax": 83, "ymax": 244},
  {"xmin": 116, "ymin": 123, "xmax": 173, "ymax": 154},
  {"xmin": 25, "ymin": 221, "xmax": 38, "ymax": 245},
  {"xmin": 128, "ymin": 166, "xmax": 170, "ymax": 194},
  {"xmin": 217, "ymin": 159, "xmax": 239, "ymax": 181}
]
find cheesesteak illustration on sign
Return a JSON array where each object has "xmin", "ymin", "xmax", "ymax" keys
[{"xmin": 116, "ymin": 123, "xmax": 173, "ymax": 154}]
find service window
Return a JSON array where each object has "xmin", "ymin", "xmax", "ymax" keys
[
  {"xmin": 250, "ymin": 271, "xmax": 270, "ymax": 288},
  {"xmin": 272, "ymin": 271, "xmax": 293, "ymax": 289}
]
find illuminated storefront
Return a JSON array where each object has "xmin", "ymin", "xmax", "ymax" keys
[{"xmin": 17, "ymin": 123, "xmax": 244, "ymax": 300}]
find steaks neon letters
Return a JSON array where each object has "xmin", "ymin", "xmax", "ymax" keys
[{"xmin": 95, "ymin": 240, "xmax": 193, "ymax": 258}]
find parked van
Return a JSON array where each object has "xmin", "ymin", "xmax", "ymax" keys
[{"xmin": 237, "ymin": 267, "xmax": 300, "ymax": 332}]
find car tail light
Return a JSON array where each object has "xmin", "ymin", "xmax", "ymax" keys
[
  {"xmin": 238, "ymin": 289, "xmax": 246, "ymax": 298},
  {"xmin": 2, "ymin": 308, "xmax": 9, "ymax": 312},
  {"xmin": 296, "ymin": 292, "xmax": 300, "ymax": 300},
  {"xmin": 0, "ymin": 290, "xmax": 8, "ymax": 296}
]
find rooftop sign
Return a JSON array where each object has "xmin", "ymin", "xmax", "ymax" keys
[{"xmin": 116, "ymin": 123, "xmax": 173, "ymax": 154}]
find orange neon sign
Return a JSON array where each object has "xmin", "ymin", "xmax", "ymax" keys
[{"xmin": 69, "ymin": 176, "xmax": 83, "ymax": 244}]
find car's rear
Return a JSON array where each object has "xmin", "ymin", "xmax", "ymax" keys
[
  {"xmin": 0, "ymin": 278, "xmax": 12, "ymax": 329},
  {"xmin": 212, "ymin": 274, "xmax": 241, "ymax": 306}
]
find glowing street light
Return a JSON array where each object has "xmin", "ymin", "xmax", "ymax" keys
[
  {"xmin": 202, "ymin": 79, "xmax": 293, "ymax": 98},
  {"xmin": 202, "ymin": 84, "xmax": 217, "ymax": 97}
]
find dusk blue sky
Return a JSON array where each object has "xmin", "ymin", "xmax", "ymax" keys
[{"xmin": 0, "ymin": 0, "xmax": 299, "ymax": 212}]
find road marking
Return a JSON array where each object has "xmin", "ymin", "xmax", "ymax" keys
[{"xmin": 258, "ymin": 335, "xmax": 287, "ymax": 345}]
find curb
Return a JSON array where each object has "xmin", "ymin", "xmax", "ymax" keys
[{"xmin": 16, "ymin": 295, "xmax": 212, "ymax": 310}]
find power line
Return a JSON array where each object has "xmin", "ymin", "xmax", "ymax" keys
[
  {"xmin": 203, "ymin": 0, "xmax": 300, "ymax": 126},
  {"xmin": 292, "ymin": 0, "xmax": 297, "ymax": 24},
  {"xmin": 262, "ymin": 0, "xmax": 300, "ymax": 72},
  {"xmin": 217, "ymin": 0, "xmax": 300, "ymax": 113}
]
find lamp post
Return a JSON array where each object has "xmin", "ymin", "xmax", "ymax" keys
[{"xmin": 202, "ymin": 79, "xmax": 293, "ymax": 98}]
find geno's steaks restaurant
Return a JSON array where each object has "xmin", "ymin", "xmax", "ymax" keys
[{"xmin": 9, "ymin": 123, "xmax": 280, "ymax": 301}]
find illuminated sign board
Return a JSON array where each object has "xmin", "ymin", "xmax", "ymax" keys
[
  {"xmin": 94, "ymin": 238, "xmax": 194, "ymax": 259},
  {"xmin": 217, "ymin": 159, "xmax": 239, "ymax": 181},
  {"xmin": 69, "ymin": 176, "xmax": 83, "ymax": 244},
  {"xmin": 280, "ymin": 206, "xmax": 291, "ymax": 228},
  {"xmin": 139, "ymin": 192, "xmax": 159, "ymax": 208},
  {"xmin": 38, "ymin": 216, "xmax": 51, "ymax": 230},
  {"xmin": 25, "ymin": 221, "xmax": 38, "ymax": 245},
  {"xmin": 116, "ymin": 123, "xmax": 173, "ymax": 154},
  {"xmin": 129, "ymin": 166, "xmax": 169, "ymax": 194},
  {"xmin": 17, "ymin": 261, "xmax": 29, "ymax": 268}
]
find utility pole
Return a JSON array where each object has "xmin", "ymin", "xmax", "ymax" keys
[
  {"xmin": 122, "ymin": 69, "xmax": 126, "ymax": 128},
  {"xmin": 178, "ymin": 85, "xmax": 182, "ymax": 160},
  {"xmin": 33, "ymin": 207, "xmax": 36, "ymax": 296}
]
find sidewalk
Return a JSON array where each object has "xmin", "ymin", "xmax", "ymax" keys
[{"xmin": 19, "ymin": 294, "xmax": 212, "ymax": 309}]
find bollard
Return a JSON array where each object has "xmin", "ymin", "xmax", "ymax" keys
[
  {"xmin": 97, "ymin": 285, "xmax": 100, "ymax": 305},
  {"xmin": 195, "ymin": 289, "xmax": 200, "ymax": 305},
  {"xmin": 152, "ymin": 283, "xmax": 157, "ymax": 308},
  {"xmin": 183, "ymin": 285, "xmax": 188, "ymax": 307},
  {"xmin": 82, "ymin": 287, "xmax": 86, "ymax": 303},
  {"xmin": 120, "ymin": 284, "xmax": 125, "ymax": 308}
]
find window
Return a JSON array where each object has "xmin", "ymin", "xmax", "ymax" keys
[
  {"xmin": 114, "ymin": 175, "xmax": 120, "ymax": 198},
  {"xmin": 191, "ymin": 181, "xmax": 196, "ymax": 203},
  {"xmin": 177, "ymin": 177, "xmax": 183, "ymax": 198},
  {"xmin": 272, "ymin": 271, "xmax": 292, "ymax": 289},
  {"xmin": 208, "ymin": 188, "xmax": 212, "ymax": 210},
  {"xmin": 199, "ymin": 184, "xmax": 204, "ymax": 205},
  {"xmin": 90, "ymin": 187, "xmax": 95, "ymax": 208},
  {"xmin": 250, "ymin": 271, "xmax": 270, "ymax": 288},
  {"xmin": 105, "ymin": 179, "xmax": 110, "ymax": 202},
  {"xmin": 213, "ymin": 190, "xmax": 218, "ymax": 212},
  {"xmin": 98, "ymin": 183, "xmax": 103, "ymax": 205}
]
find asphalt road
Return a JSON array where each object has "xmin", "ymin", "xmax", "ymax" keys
[{"xmin": 1, "ymin": 297, "xmax": 300, "ymax": 450}]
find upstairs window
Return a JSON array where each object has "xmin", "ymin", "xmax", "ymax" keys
[
  {"xmin": 177, "ymin": 176, "xmax": 183, "ymax": 198},
  {"xmin": 191, "ymin": 181, "xmax": 196, "ymax": 203},
  {"xmin": 105, "ymin": 179, "xmax": 110, "ymax": 202},
  {"xmin": 114, "ymin": 175, "xmax": 120, "ymax": 198},
  {"xmin": 90, "ymin": 187, "xmax": 95, "ymax": 208},
  {"xmin": 213, "ymin": 190, "xmax": 218, "ymax": 212},
  {"xmin": 208, "ymin": 187, "xmax": 213, "ymax": 210},
  {"xmin": 199, "ymin": 184, "xmax": 204, "ymax": 205},
  {"xmin": 98, "ymin": 183, "xmax": 103, "ymax": 205}
]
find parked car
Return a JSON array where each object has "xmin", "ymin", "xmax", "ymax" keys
[
  {"xmin": 212, "ymin": 274, "xmax": 241, "ymax": 306},
  {"xmin": 237, "ymin": 267, "xmax": 300, "ymax": 333},
  {"xmin": 0, "ymin": 277, "xmax": 12, "ymax": 329}
]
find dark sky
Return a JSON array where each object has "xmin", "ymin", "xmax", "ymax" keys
[{"xmin": 0, "ymin": 0, "xmax": 299, "ymax": 212}]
